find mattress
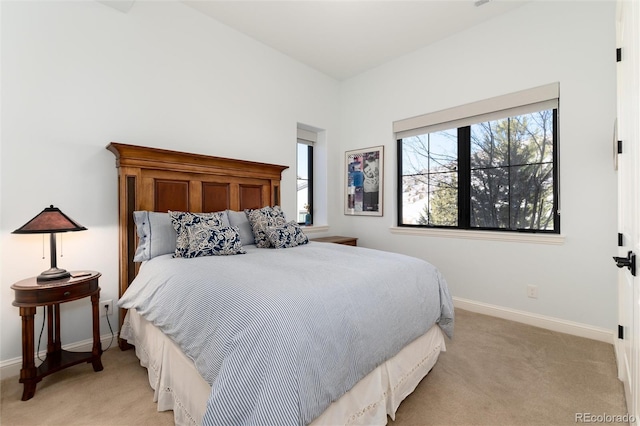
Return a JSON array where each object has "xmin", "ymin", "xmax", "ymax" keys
[{"xmin": 121, "ymin": 308, "xmax": 446, "ymax": 425}]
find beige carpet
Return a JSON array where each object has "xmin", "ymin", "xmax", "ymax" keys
[{"xmin": 0, "ymin": 309, "xmax": 627, "ymax": 426}]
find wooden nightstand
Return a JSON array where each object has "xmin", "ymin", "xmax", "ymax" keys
[
  {"xmin": 311, "ymin": 236, "xmax": 358, "ymax": 246},
  {"xmin": 11, "ymin": 271, "xmax": 103, "ymax": 401}
]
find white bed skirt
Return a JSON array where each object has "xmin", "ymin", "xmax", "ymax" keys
[{"xmin": 120, "ymin": 309, "xmax": 446, "ymax": 426}]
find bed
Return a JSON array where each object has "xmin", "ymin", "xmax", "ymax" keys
[{"xmin": 107, "ymin": 142, "xmax": 454, "ymax": 426}]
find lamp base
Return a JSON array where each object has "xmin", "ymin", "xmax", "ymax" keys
[{"xmin": 37, "ymin": 267, "xmax": 71, "ymax": 282}]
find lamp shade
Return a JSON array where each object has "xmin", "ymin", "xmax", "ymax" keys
[
  {"xmin": 12, "ymin": 205, "xmax": 87, "ymax": 282},
  {"xmin": 13, "ymin": 205, "xmax": 86, "ymax": 234}
]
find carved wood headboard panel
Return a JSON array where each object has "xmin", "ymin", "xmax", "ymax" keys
[{"xmin": 107, "ymin": 142, "xmax": 288, "ymax": 337}]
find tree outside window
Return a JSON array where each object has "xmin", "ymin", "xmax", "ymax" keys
[{"xmin": 399, "ymin": 109, "xmax": 558, "ymax": 233}]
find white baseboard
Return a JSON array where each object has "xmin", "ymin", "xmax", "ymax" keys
[
  {"xmin": 0, "ymin": 333, "xmax": 117, "ymax": 380},
  {"xmin": 453, "ymin": 297, "xmax": 615, "ymax": 344}
]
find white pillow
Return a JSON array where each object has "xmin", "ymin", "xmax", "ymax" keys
[
  {"xmin": 227, "ymin": 210, "xmax": 255, "ymax": 246},
  {"xmin": 133, "ymin": 211, "xmax": 176, "ymax": 262}
]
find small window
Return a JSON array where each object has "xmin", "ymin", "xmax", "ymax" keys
[
  {"xmin": 396, "ymin": 84, "xmax": 559, "ymax": 233},
  {"xmin": 297, "ymin": 128, "xmax": 315, "ymax": 225}
]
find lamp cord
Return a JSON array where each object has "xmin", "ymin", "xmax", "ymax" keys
[
  {"xmin": 36, "ymin": 305, "xmax": 116, "ymax": 359},
  {"xmin": 103, "ymin": 306, "xmax": 115, "ymax": 351},
  {"xmin": 37, "ymin": 307, "xmax": 46, "ymax": 363}
]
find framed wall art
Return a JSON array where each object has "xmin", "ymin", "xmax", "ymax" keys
[{"xmin": 345, "ymin": 145, "xmax": 383, "ymax": 216}]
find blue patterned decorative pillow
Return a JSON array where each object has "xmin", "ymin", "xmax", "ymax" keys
[
  {"xmin": 266, "ymin": 221, "xmax": 309, "ymax": 249},
  {"xmin": 169, "ymin": 211, "xmax": 228, "ymax": 258},
  {"xmin": 245, "ymin": 206, "xmax": 287, "ymax": 248},
  {"xmin": 183, "ymin": 225, "xmax": 246, "ymax": 258}
]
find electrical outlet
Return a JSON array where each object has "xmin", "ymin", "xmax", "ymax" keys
[
  {"xmin": 101, "ymin": 299, "xmax": 114, "ymax": 317},
  {"xmin": 527, "ymin": 285, "xmax": 538, "ymax": 299}
]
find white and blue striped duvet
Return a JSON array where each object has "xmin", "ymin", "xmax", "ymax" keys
[{"xmin": 118, "ymin": 242, "xmax": 454, "ymax": 426}]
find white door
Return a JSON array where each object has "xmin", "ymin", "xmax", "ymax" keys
[{"xmin": 615, "ymin": 1, "xmax": 639, "ymax": 424}]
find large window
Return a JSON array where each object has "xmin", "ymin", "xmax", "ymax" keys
[
  {"xmin": 396, "ymin": 84, "xmax": 559, "ymax": 233},
  {"xmin": 297, "ymin": 128, "xmax": 315, "ymax": 225}
]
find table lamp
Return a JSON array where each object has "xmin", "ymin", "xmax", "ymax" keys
[{"xmin": 13, "ymin": 205, "xmax": 87, "ymax": 282}]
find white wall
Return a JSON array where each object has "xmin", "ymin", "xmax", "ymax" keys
[
  {"xmin": 0, "ymin": 0, "xmax": 618, "ymax": 367},
  {"xmin": 0, "ymin": 1, "xmax": 339, "ymax": 362},
  {"xmin": 334, "ymin": 1, "xmax": 618, "ymax": 331}
]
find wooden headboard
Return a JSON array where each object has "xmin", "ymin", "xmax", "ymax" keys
[{"xmin": 107, "ymin": 142, "xmax": 288, "ymax": 343}]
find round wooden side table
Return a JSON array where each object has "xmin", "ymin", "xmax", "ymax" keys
[{"xmin": 11, "ymin": 271, "xmax": 103, "ymax": 400}]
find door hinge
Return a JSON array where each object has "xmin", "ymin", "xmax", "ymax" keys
[
  {"xmin": 618, "ymin": 233, "xmax": 624, "ymax": 247},
  {"xmin": 618, "ymin": 140, "xmax": 623, "ymax": 154},
  {"xmin": 618, "ymin": 325, "xmax": 624, "ymax": 339},
  {"xmin": 617, "ymin": 48, "xmax": 622, "ymax": 62}
]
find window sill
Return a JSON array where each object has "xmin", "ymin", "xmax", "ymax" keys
[{"xmin": 389, "ymin": 227, "xmax": 565, "ymax": 245}]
